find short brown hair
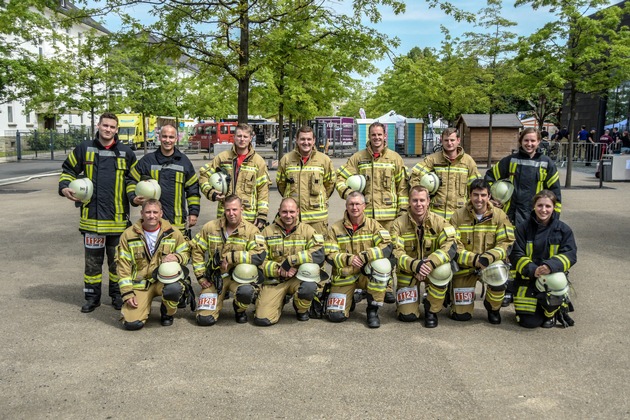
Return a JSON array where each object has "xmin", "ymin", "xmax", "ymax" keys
[
  {"xmin": 519, "ymin": 127, "xmax": 541, "ymax": 144},
  {"xmin": 141, "ymin": 198, "xmax": 162, "ymax": 211},
  {"xmin": 99, "ymin": 112, "xmax": 118, "ymax": 124},
  {"xmin": 441, "ymin": 127, "xmax": 459, "ymax": 140},
  {"xmin": 532, "ymin": 189, "xmax": 557, "ymax": 208},
  {"xmin": 224, "ymin": 194, "xmax": 242, "ymax": 207},
  {"xmin": 235, "ymin": 123, "xmax": 253, "ymax": 137}
]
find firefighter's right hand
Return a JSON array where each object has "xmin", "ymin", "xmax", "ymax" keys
[
  {"xmin": 62, "ymin": 187, "xmax": 82, "ymax": 202},
  {"xmin": 133, "ymin": 195, "xmax": 146, "ymax": 206},
  {"xmin": 126, "ymin": 296, "xmax": 138, "ymax": 308},
  {"xmin": 199, "ymin": 278, "xmax": 212, "ymax": 289}
]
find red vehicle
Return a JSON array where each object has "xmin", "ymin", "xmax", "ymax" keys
[{"xmin": 189, "ymin": 121, "xmax": 237, "ymax": 151}]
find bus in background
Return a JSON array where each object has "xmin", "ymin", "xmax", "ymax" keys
[{"xmin": 189, "ymin": 121, "xmax": 237, "ymax": 152}]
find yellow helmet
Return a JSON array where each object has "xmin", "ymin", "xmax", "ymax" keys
[
  {"xmin": 419, "ymin": 173, "xmax": 440, "ymax": 195},
  {"xmin": 296, "ymin": 263, "xmax": 323, "ymax": 283},
  {"xmin": 209, "ymin": 172, "xmax": 230, "ymax": 195},
  {"xmin": 153, "ymin": 261, "xmax": 188, "ymax": 284},
  {"xmin": 232, "ymin": 263, "xmax": 259, "ymax": 284},
  {"xmin": 346, "ymin": 174, "xmax": 366, "ymax": 193},
  {"xmin": 536, "ymin": 272, "xmax": 569, "ymax": 296},
  {"xmin": 480, "ymin": 261, "xmax": 510, "ymax": 287},
  {"xmin": 490, "ymin": 180, "xmax": 514, "ymax": 205}
]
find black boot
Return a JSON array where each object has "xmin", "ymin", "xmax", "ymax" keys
[
  {"xmin": 233, "ymin": 301, "xmax": 248, "ymax": 324},
  {"xmin": 160, "ymin": 303, "xmax": 174, "ymax": 326},
  {"xmin": 366, "ymin": 306, "xmax": 380, "ymax": 328},
  {"xmin": 384, "ymin": 291, "xmax": 396, "ymax": 304},
  {"xmin": 423, "ymin": 301, "xmax": 438, "ymax": 328},
  {"xmin": 82, "ymin": 282, "xmax": 101, "ymax": 313},
  {"xmin": 484, "ymin": 300, "xmax": 501, "ymax": 325},
  {"xmin": 293, "ymin": 302, "xmax": 309, "ymax": 322},
  {"xmin": 109, "ymin": 281, "xmax": 123, "ymax": 310},
  {"xmin": 81, "ymin": 299, "xmax": 100, "ymax": 313},
  {"xmin": 541, "ymin": 316, "xmax": 556, "ymax": 328}
]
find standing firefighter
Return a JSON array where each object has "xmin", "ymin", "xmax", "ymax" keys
[
  {"xmin": 410, "ymin": 127, "xmax": 479, "ymax": 221},
  {"xmin": 198, "ymin": 123, "xmax": 270, "ymax": 229},
  {"xmin": 391, "ymin": 185, "xmax": 458, "ymax": 328},
  {"xmin": 59, "ymin": 112, "xmax": 139, "ymax": 313},
  {"xmin": 117, "ymin": 200, "xmax": 190, "ymax": 330},
  {"xmin": 254, "ymin": 198, "xmax": 326, "ymax": 326},
  {"xmin": 130, "ymin": 124, "xmax": 200, "ymax": 234},
  {"xmin": 325, "ymin": 192, "xmax": 393, "ymax": 328},
  {"xmin": 276, "ymin": 126, "xmax": 335, "ymax": 234},
  {"xmin": 335, "ymin": 122, "xmax": 408, "ymax": 304},
  {"xmin": 449, "ymin": 179, "xmax": 515, "ymax": 324},
  {"xmin": 190, "ymin": 195, "xmax": 267, "ymax": 326}
]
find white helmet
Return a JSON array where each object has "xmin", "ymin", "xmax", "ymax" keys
[
  {"xmin": 490, "ymin": 180, "xmax": 514, "ymax": 205},
  {"xmin": 364, "ymin": 258, "xmax": 392, "ymax": 287},
  {"xmin": 346, "ymin": 174, "xmax": 366, "ymax": 193},
  {"xmin": 135, "ymin": 179, "xmax": 162, "ymax": 200},
  {"xmin": 536, "ymin": 272, "xmax": 569, "ymax": 296},
  {"xmin": 231, "ymin": 263, "xmax": 259, "ymax": 284},
  {"xmin": 68, "ymin": 178, "xmax": 93, "ymax": 203},
  {"xmin": 154, "ymin": 261, "xmax": 187, "ymax": 284},
  {"xmin": 427, "ymin": 262, "xmax": 453, "ymax": 286},
  {"xmin": 209, "ymin": 172, "xmax": 230, "ymax": 195},
  {"xmin": 296, "ymin": 263, "xmax": 323, "ymax": 283},
  {"xmin": 419, "ymin": 172, "xmax": 440, "ymax": 195},
  {"xmin": 480, "ymin": 261, "xmax": 510, "ymax": 287}
]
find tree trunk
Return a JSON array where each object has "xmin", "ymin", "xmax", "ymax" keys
[
  {"xmin": 277, "ymin": 102, "xmax": 284, "ymax": 160},
  {"xmin": 237, "ymin": 0, "xmax": 250, "ymax": 124}
]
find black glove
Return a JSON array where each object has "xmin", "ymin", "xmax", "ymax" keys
[
  {"xmin": 478, "ymin": 256, "xmax": 490, "ymax": 268},
  {"xmin": 211, "ymin": 270, "xmax": 224, "ymax": 295},
  {"xmin": 255, "ymin": 218, "xmax": 268, "ymax": 230},
  {"xmin": 411, "ymin": 259, "xmax": 424, "ymax": 274}
]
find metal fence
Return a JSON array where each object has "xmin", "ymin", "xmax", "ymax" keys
[
  {"xmin": 540, "ymin": 140, "xmax": 616, "ymax": 167},
  {"xmin": 1, "ymin": 128, "xmax": 93, "ymax": 161}
]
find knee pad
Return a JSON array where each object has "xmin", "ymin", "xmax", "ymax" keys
[
  {"xmin": 162, "ymin": 282, "xmax": 184, "ymax": 302},
  {"xmin": 196, "ymin": 315, "xmax": 216, "ymax": 326},
  {"xmin": 254, "ymin": 317, "xmax": 273, "ymax": 327},
  {"xmin": 297, "ymin": 282, "xmax": 318, "ymax": 301},
  {"xmin": 327, "ymin": 311, "xmax": 348, "ymax": 323},
  {"xmin": 123, "ymin": 320, "xmax": 144, "ymax": 331},
  {"xmin": 235, "ymin": 285, "xmax": 256, "ymax": 305},
  {"xmin": 450, "ymin": 312, "xmax": 472, "ymax": 321},
  {"xmin": 397, "ymin": 313, "xmax": 419, "ymax": 322}
]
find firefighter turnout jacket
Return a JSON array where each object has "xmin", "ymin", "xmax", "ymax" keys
[
  {"xmin": 198, "ymin": 145, "xmax": 270, "ymax": 223},
  {"xmin": 190, "ymin": 217, "xmax": 267, "ymax": 282},
  {"xmin": 410, "ymin": 146, "xmax": 480, "ymax": 220},
  {"xmin": 485, "ymin": 148, "xmax": 562, "ymax": 226},
  {"xmin": 336, "ymin": 141, "xmax": 408, "ymax": 223},
  {"xmin": 325, "ymin": 213, "xmax": 393, "ymax": 287},
  {"xmin": 59, "ymin": 135, "xmax": 139, "ymax": 234},
  {"xmin": 276, "ymin": 149, "xmax": 335, "ymax": 226},
  {"xmin": 116, "ymin": 218, "xmax": 190, "ymax": 302},
  {"xmin": 450, "ymin": 202, "xmax": 515, "ymax": 276},
  {"xmin": 130, "ymin": 147, "xmax": 200, "ymax": 232},
  {"xmin": 390, "ymin": 212, "xmax": 458, "ymax": 287},
  {"xmin": 261, "ymin": 217, "xmax": 325, "ymax": 281}
]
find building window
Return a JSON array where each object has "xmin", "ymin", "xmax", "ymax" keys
[
  {"xmin": 80, "ymin": 114, "xmax": 84, "ymax": 124},
  {"xmin": 78, "ymin": 32, "xmax": 82, "ymax": 47},
  {"xmin": 7, "ymin": 105, "xmax": 13, "ymax": 123},
  {"xmin": 26, "ymin": 111, "xmax": 31, "ymax": 124},
  {"xmin": 60, "ymin": 0, "xmax": 67, "ymax": 9}
]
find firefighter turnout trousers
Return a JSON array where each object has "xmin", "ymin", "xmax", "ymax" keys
[
  {"xmin": 395, "ymin": 278, "xmax": 448, "ymax": 320},
  {"xmin": 513, "ymin": 282, "xmax": 562, "ymax": 328},
  {"xmin": 196, "ymin": 278, "xmax": 256, "ymax": 322},
  {"xmin": 327, "ymin": 274, "xmax": 385, "ymax": 319},
  {"xmin": 121, "ymin": 280, "xmax": 184, "ymax": 324},
  {"xmin": 255, "ymin": 279, "xmax": 317, "ymax": 324},
  {"xmin": 83, "ymin": 233, "xmax": 121, "ymax": 303},
  {"xmin": 450, "ymin": 274, "xmax": 504, "ymax": 317}
]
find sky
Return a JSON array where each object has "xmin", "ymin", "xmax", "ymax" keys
[{"xmin": 90, "ymin": 0, "xmax": 559, "ymax": 83}]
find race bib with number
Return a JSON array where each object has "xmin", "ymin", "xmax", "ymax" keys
[
  {"xmin": 197, "ymin": 293, "xmax": 218, "ymax": 311},
  {"xmin": 327, "ymin": 293, "xmax": 347, "ymax": 311},
  {"xmin": 396, "ymin": 286, "xmax": 418, "ymax": 305},
  {"xmin": 453, "ymin": 287, "xmax": 475, "ymax": 305},
  {"xmin": 85, "ymin": 233, "xmax": 106, "ymax": 249}
]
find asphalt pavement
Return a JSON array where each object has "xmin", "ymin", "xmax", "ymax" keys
[{"xmin": 0, "ymin": 149, "xmax": 628, "ymax": 418}]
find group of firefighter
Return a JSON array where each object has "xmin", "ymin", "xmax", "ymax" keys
[{"xmin": 59, "ymin": 112, "xmax": 577, "ymax": 331}]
